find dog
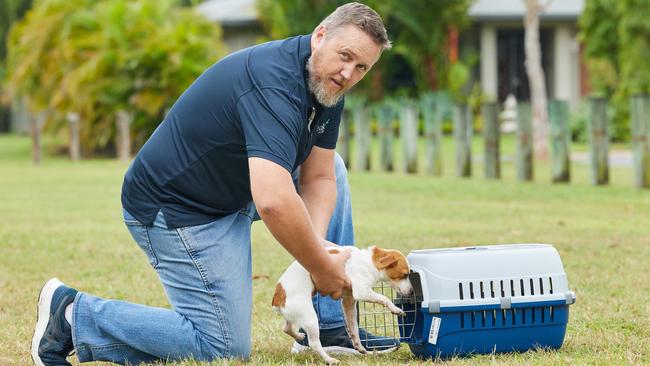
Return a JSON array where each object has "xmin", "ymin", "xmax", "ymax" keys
[{"xmin": 272, "ymin": 245, "xmax": 413, "ymax": 365}]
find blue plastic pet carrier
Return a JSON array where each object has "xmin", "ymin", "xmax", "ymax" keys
[{"xmin": 395, "ymin": 244, "xmax": 576, "ymax": 358}]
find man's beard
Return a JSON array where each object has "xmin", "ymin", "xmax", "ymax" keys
[{"xmin": 306, "ymin": 55, "xmax": 345, "ymax": 107}]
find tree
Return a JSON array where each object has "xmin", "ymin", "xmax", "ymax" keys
[
  {"xmin": 6, "ymin": 0, "xmax": 226, "ymax": 155},
  {"xmin": 375, "ymin": 0, "xmax": 470, "ymax": 92},
  {"xmin": 579, "ymin": 0, "xmax": 650, "ymax": 142},
  {"xmin": 523, "ymin": 0, "xmax": 550, "ymax": 160},
  {"xmin": 0, "ymin": 0, "xmax": 34, "ymax": 132}
]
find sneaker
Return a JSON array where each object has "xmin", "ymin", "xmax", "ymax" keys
[
  {"xmin": 31, "ymin": 278, "xmax": 78, "ymax": 366},
  {"xmin": 291, "ymin": 326, "xmax": 400, "ymax": 355}
]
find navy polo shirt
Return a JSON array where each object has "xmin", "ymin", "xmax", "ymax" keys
[{"xmin": 121, "ymin": 35, "xmax": 343, "ymax": 228}]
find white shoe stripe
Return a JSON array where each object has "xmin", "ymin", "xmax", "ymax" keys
[{"xmin": 31, "ymin": 278, "xmax": 64, "ymax": 366}]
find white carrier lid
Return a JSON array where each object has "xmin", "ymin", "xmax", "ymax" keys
[{"xmin": 408, "ymin": 244, "xmax": 576, "ymax": 312}]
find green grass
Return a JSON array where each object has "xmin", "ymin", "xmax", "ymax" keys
[{"xmin": 1, "ymin": 134, "xmax": 649, "ymax": 365}]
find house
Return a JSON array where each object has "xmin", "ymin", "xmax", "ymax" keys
[
  {"xmin": 468, "ymin": 0, "xmax": 585, "ymax": 110},
  {"xmin": 198, "ymin": 0, "xmax": 586, "ymax": 110},
  {"xmin": 196, "ymin": 0, "xmax": 262, "ymax": 52}
]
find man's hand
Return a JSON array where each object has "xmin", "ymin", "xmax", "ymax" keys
[{"xmin": 310, "ymin": 250, "xmax": 351, "ymax": 300}]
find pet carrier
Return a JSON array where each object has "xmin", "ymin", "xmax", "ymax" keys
[{"xmin": 394, "ymin": 243, "xmax": 576, "ymax": 358}]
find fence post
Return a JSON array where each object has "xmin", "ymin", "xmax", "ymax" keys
[
  {"xmin": 482, "ymin": 102, "xmax": 500, "ymax": 179},
  {"xmin": 353, "ymin": 104, "xmax": 371, "ymax": 171},
  {"xmin": 116, "ymin": 110, "xmax": 132, "ymax": 162},
  {"xmin": 375, "ymin": 102, "xmax": 395, "ymax": 172},
  {"xmin": 67, "ymin": 112, "xmax": 81, "ymax": 161},
  {"xmin": 422, "ymin": 93, "xmax": 442, "ymax": 175},
  {"xmin": 588, "ymin": 97, "xmax": 609, "ymax": 185},
  {"xmin": 337, "ymin": 109, "xmax": 351, "ymax": 168},
  {"xmin": 549, "ymin": 100, "xmax": 570, "ymax": 182},
  {"xmin": 400, "ymin": 100, "xmax": 419, "ymax": 174},
  {"xmin": 630, "ymin": 94, "xmax": 650, "ymax": 188},
  {"xmin": 30, "ymin": 112, "xmax": 44, "ymax": 165},
  {"xmin": 453, "ymin": 103, "xmax": 472, "ymax": 177},
  {"xmin": 516, "ymin": 102, "xmax": 533, "ymax": 181}
]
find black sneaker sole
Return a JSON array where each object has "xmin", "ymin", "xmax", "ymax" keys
[
  {"xmin": 291, "ymin": 341, "xmax": 398, "ymax": 355},
  {"xmin": 31, "ymin": 278, "xmax": 64, "ymax": 366}
]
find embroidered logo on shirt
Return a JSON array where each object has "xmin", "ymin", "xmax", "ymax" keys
[{"xmin": 316, "ymin": 119, "xmax": 330, "ymax": 134}]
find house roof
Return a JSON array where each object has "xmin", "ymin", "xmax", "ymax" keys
[
  {"xmin": 469, "ymin": 0, "xmax": 585, "ymax": 21},
  {"xmin": 196, "ymin": 0, "xmax": 258, "ymax": 26},
  {"xmin": 196, "ymin": 0, "xmax": 585, "ymax": 25}
]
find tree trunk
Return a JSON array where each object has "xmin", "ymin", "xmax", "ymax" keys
[
  {"xmin": 524, "ymin": 0, "xmax": 550, "ymax": 160},
  {"xmin": 67, "ymin": 112, "xmax": 81, "ymax": 161},
  {"xmin": 30, "ymin": 113, "xmax": 42, "ymax": 165},
  {"xmin": 116, "ymin": 110, "xmax": 132, "ymax": 161},
  {"xmin": 424, "ymin": 55, "xmax": 438, "ymax": 90}
]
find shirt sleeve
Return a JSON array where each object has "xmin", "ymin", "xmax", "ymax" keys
[
  {"xmin": 237, "ymin": 87, "xmax": 304, "ymax": 172},
  {"xmin": 315, "ymin": 100, "xmax": 344, "ymax": 149}
]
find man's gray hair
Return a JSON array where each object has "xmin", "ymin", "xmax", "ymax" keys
[{"xmin": 315, "ymin": 2, "xmax": 392, "ymax": 50}]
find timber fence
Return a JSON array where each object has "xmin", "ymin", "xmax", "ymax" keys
[{"xmin": 337, "ymin": 94, "xmax": 650, "ymax": 189}]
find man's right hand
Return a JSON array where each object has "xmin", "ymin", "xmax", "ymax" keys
[{"xmin": 311, "ymin": 250, "xmax": 351, "ymax": 300}]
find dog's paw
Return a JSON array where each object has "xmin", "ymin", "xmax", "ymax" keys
[
  {"xmin": 325, "ymin": 356, "xmax": 340, "ymax": 365},
  {"xmin": 355, "ymin": 345, "xmax": 368, "ymax": 354},
  {"xmin": 389, "ymin": 306, "xmax": 405, "ymax": 316}
]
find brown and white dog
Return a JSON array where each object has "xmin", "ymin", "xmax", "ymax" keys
[{"xmin": 272, "ymin": 246, "xmax": 413, "ymax": 365}]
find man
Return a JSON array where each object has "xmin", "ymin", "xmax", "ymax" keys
[{"xmin": 32, "ymin": 3, "xmax": 395, "ymax": 365}]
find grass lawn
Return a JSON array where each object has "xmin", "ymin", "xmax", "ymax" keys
[{"xmin": 1, "ymin": 134, "xmax": 648, "ymax": 365}]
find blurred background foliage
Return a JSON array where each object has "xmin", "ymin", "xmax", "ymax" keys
[
  {"xmin": 578, "ymin": 0, "xmax": 650, "ymax": 142},
  {"xmin": 2, "ymin": 0, "xmax": 650, "ymax": 154},
  {"xmin": 4, "ymin": 0, "xmax": 225, "ymax": 154}
]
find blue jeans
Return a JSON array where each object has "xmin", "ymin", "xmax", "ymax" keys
[{"xmin": 72, "ymin": 153, "xmax": 354, "ymax": 364}]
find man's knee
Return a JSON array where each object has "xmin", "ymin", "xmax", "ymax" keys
[{"xmin": 196, "ymin": 338, "xmax": 251, "ymax": 362}]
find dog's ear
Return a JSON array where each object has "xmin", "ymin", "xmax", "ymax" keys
[{"xmin": 372, "ymin": 247, "xmax": 399, "ymax": 269}]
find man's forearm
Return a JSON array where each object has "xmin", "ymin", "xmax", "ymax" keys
[
  {"xmin": 299, "ymin": 177, "xmax": 336, "ymax": 240},
  {"xmin": 257, "ymin": 186, "xmax": 335, "ymax": 274}
]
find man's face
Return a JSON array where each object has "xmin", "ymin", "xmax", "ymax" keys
[{"xmin": 308, "ymin": 24, "xmax": 382, "ymax": 107}]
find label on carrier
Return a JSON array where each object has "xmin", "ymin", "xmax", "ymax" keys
[{"xmin": 428, "ymin": 316, "xmax": 441, "ymax": 345}]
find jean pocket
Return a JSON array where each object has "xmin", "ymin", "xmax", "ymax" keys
[
  {"xmin": 125, "ymin": 222, "xmax": 159, "ymax": 269},
  {"xmin": 122, "ymin": 208, "xmax": 144, "ymax": 226}
]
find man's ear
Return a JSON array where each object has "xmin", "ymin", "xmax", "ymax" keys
[
  {"xmin": 312, "ymin": 25, "xmax": 327, "ymax": 48},
  {"xmin": 372, "ymin": 247, "xmax": 399, "ymax": 269}
]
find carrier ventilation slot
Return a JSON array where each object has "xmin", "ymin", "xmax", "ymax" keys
[{"xmin": 459, "ymin": 277, "xmax": 555, "ymax": 300}]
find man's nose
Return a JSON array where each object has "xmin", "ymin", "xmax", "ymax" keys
[{"xmin": 340, "ymin": 64, "xmax": 353, "ymax": 80}]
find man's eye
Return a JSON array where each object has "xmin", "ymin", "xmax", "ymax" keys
[{"xmin": 340, "ymin": 52, "xmax": 350, "ymax": 61}]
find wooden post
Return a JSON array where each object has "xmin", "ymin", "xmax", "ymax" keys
[
  {"xmin": 516, "ymin": 102, "xmax": 533, "ymax": 181},
  {"xmin": 400, "ymin": 100, "xmax": 418, "ymax": 174},
  {"xmin": 421, "ymin": 93, "xmax": 443, "ymax": 175},
  {"xmin": 116, "ymin": 110, "xmax": 132, "ymax": 162},
  {"xmin": 549, "ymin": 100, "xmax": 570, "ymax": 182},
  {"xmin": 453, "ymin": 103, "xmax": 472, "ymax": 177},
  {"xmin": 588, "ymin": 97, "xmax": 609, "ymax": 185},
  {"xmin": 482, "ymin": 102, "xmax": 500, "ymax": 179},
  {"xmin": 353, "ymin": 105, "xmax": 371, "ymax": 171},
  {"xmin": 337, "ymin": 109, "xmax": 351, "ymax": 168},
  {"xmin": 375, "ymin": 102, "xmax": 395, "ymax": 172},
  {"xmin": 30, "ymin": 113, "xmax": 44, "ymax": 165},
  {"xmin": 630, "ymin": 94, "xmax": 650, "ymax": 188},
  {"xmin": 67, "ymin": 112, "xmax": 81, "ymax": 161}
]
